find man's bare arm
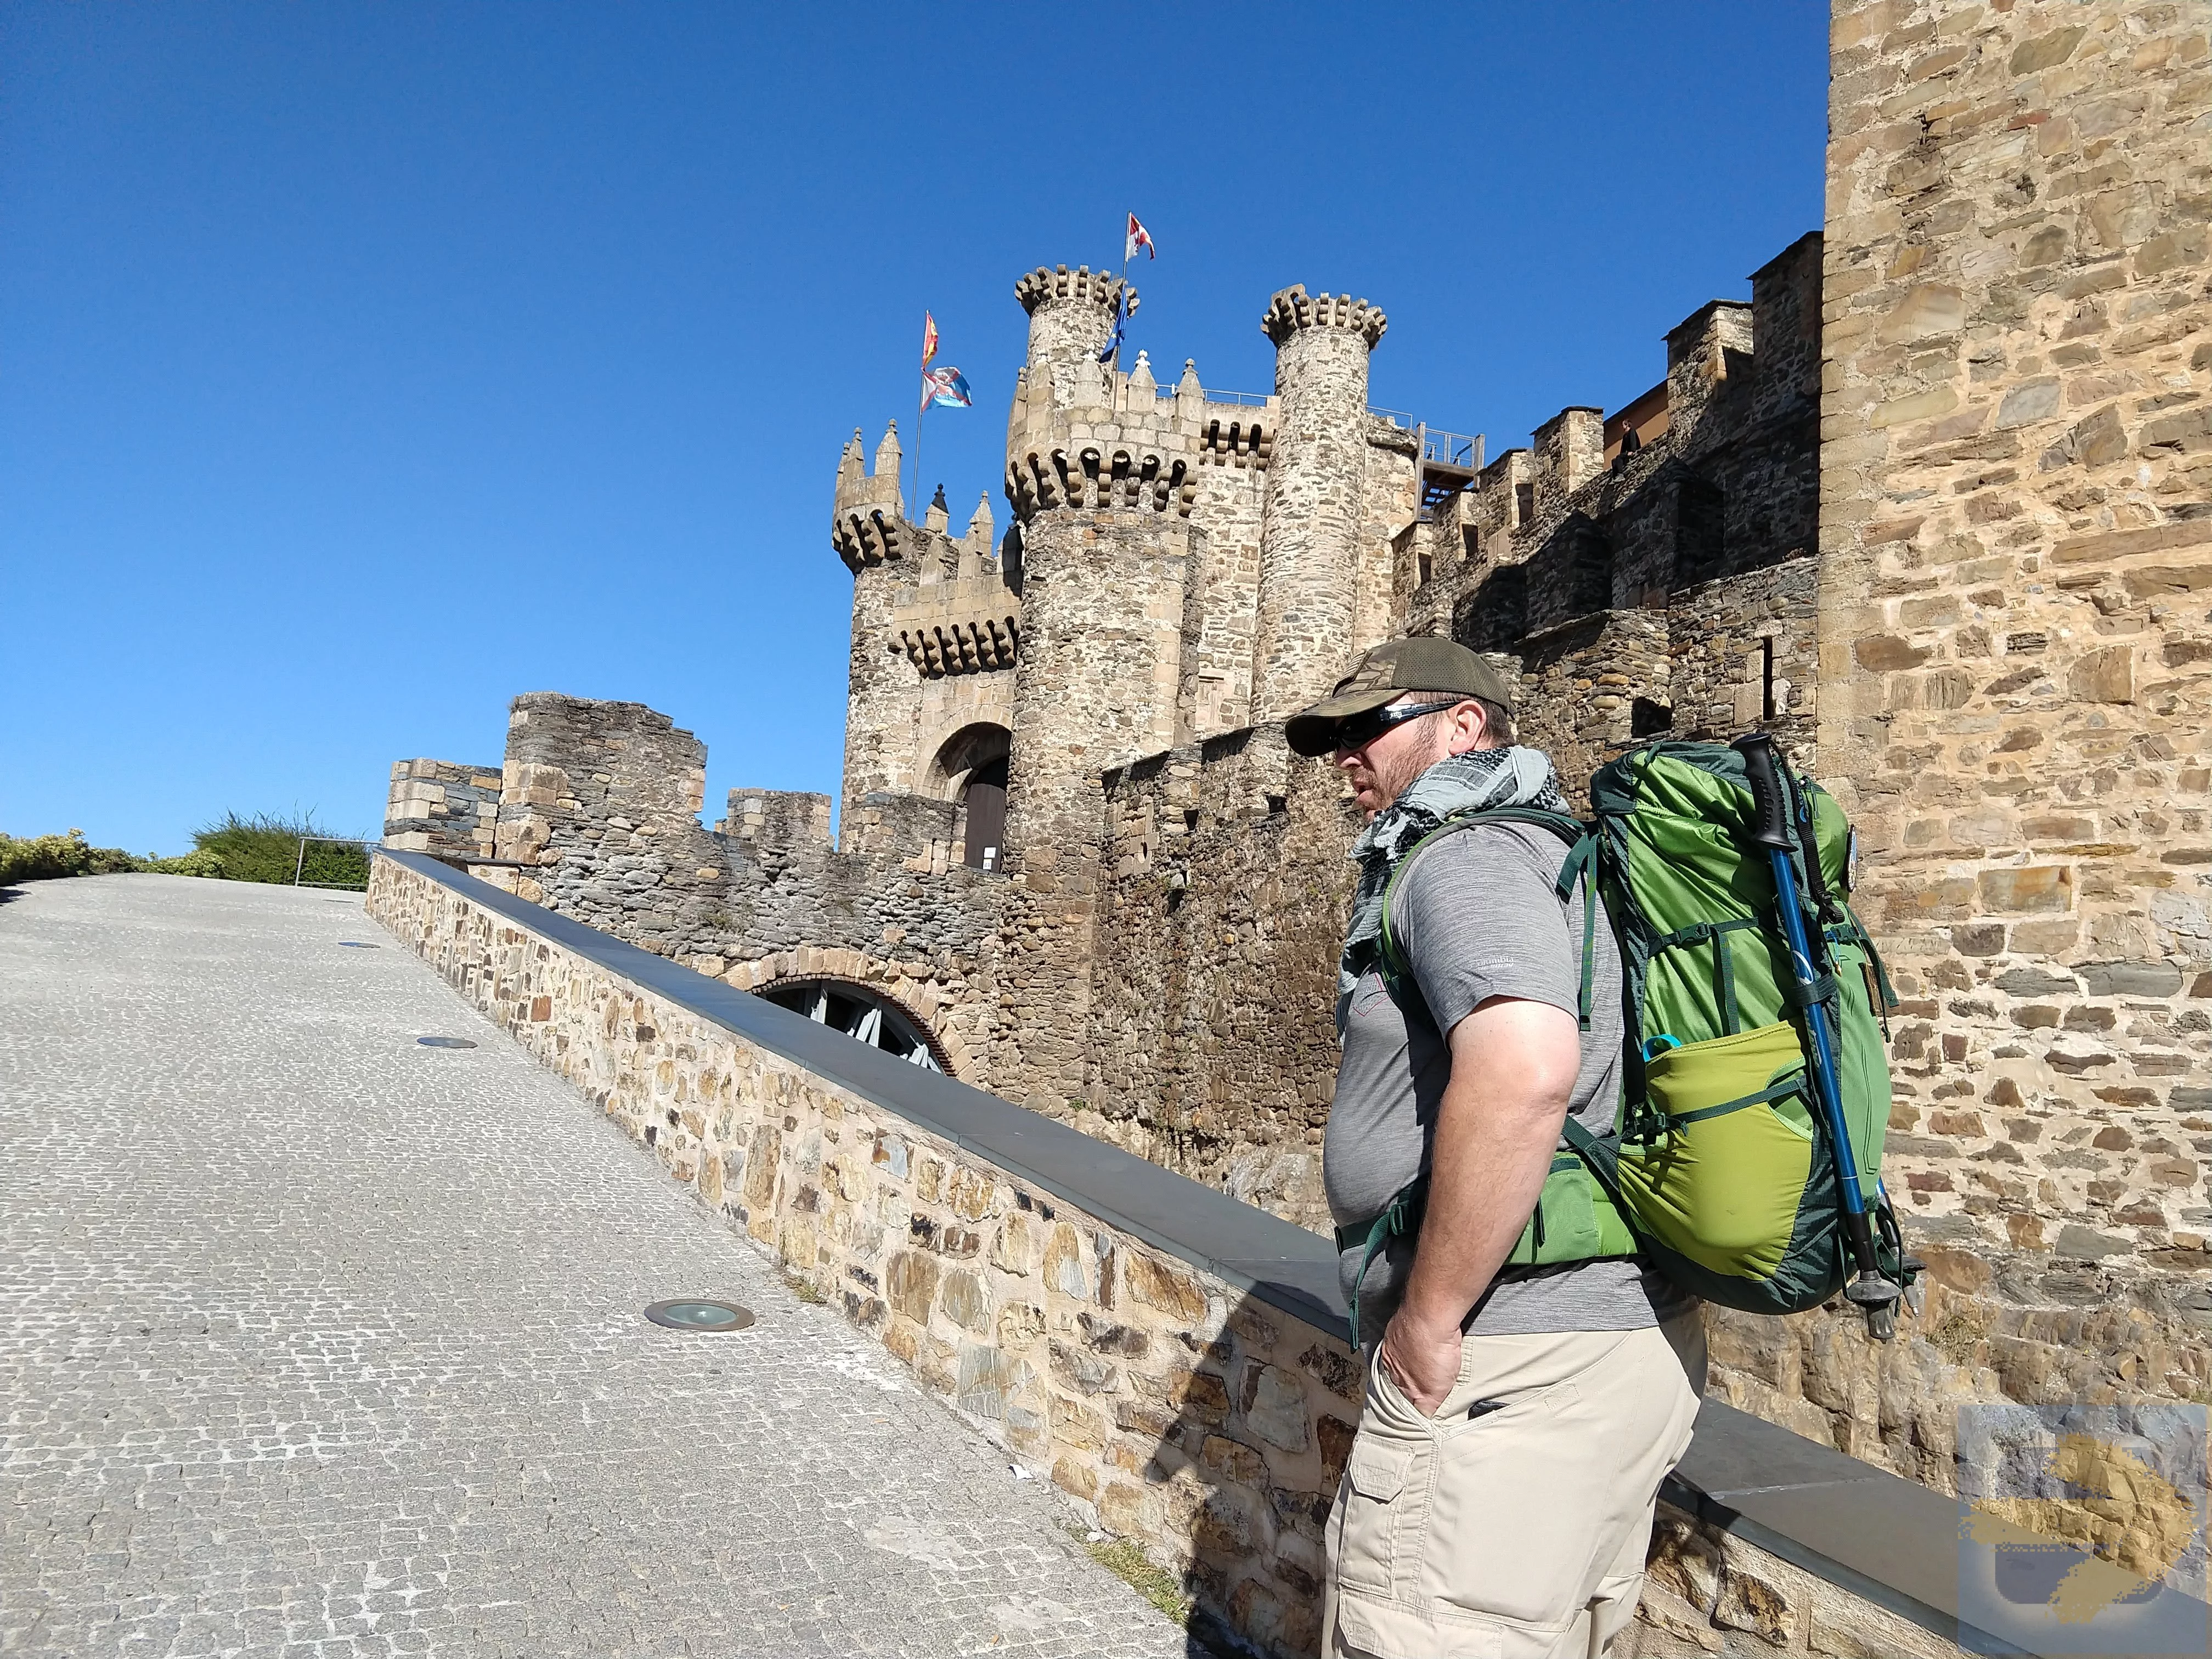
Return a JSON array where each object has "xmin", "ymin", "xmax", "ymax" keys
[{"xmin": 1375, "ymin": 996, "xmax": 1581, "ymax": 1414}]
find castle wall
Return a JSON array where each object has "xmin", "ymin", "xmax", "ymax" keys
[
  {"xmin": 1353, "ymin": 420, "xmax": 1419, "ymax": 657},
  {"xmin": 1801, "ymin": 0, "xmax": 2212, "ymax": 1432},
  {"xmin": 998, "ymin": 503, "xmax": 1193, "ymax": 1108},
  {"xmin": 1667, "ymin": 557, "xmax": 1820, "ymax": 753},
  {"xmin": 493, "ymin": 693, "xmax": 723, "ymax": 951},
  {"xmin": 381, "ymin": 758, "xmax": 502, "ymax": 861},
  {"xmin": 1084, "ymin": 729, "xmax": 1359, "ymax": 1231},
  {"xmin": 465, "ymin": 692, "xmax": 1007, "ymax": 1080},
  {"xmin": 1397, "ymin": 233, "xmax": 1828, "ymax": 804}
]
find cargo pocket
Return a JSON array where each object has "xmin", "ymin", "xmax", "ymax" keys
[
  {"xmin": 1617, "ymin": 1020, "xmax": 1813, "ymax": 1282},
  {"xmin": 1335, "ymin": 1439, "xmax": 1415, "ymax": 1596}
]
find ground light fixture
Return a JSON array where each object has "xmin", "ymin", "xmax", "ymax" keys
[
  {"xmin": 645, "ymin": 1299, "xmax": 756, "ymax": 1331},
  {"xmin": 416, "ymin": 1036, "xmax": 478, "ymax": 1049}
]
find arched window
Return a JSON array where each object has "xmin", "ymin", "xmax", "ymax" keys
[
  {"xmin": 928, "ymin": 723, "xmax": 1012, "ymax": 871},
  {"xmin": 759, "ymin": 979, "xmax": 946, "ymax": 1071}
]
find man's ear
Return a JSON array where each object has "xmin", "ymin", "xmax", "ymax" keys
[{"xmin": 1447, "ymin": 700, "xmax": 1488, "ymax": 755}]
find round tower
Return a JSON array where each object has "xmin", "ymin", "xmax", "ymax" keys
[
  {"xmin": 1249, "ymin": 286, "xmax": 1387, "ymax": 721},
  {"xmin": 1013, "ymin": 265, "xmax": 1137, "ymax": 404},
  {"xmin": 831, "ymin": 422, "xmax": 921, "ymax": 840}
]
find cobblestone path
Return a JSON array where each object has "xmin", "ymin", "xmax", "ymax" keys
[{"xmin": 0, "ymin": 876, "xmax": 1190, "ymax": 1658}]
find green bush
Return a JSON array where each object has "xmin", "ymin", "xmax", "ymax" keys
[
  {"xmin": 191, "ymin": 812, "xmax": 372, "ymax": 889},
  {"xmin": 143, "ymin": 849, "xmax": 227, "ymax": 878},
  {"xmin": 0, "ymin": 815, "xmax": 375, "ymax": 889},
  {"xmin": 0, "ymin": 829, "xmax": 144, "ymax": 885}
]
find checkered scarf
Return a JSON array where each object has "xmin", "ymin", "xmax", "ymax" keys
[{"xmin": 1338, "ymin": 746, "xmax": 1570, "ymax": 1018}]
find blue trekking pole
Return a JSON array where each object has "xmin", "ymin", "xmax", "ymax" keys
[{"xmin": 1734, "ymin": 735, "xmax": 1900, "ymax": 1341}]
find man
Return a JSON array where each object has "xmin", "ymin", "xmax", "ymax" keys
[{"xmin": 1285, "ymin": 637, "xmax": 1705, "ymax": 1659}]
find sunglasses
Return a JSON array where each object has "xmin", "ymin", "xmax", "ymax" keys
[{"xmin": 1329, "ymin": 698, "xmax": 1464, "ymax": 754}]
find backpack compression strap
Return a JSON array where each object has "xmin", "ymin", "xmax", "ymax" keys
[{"xmin": 1334, "ymin": 1177, "xmax": 1426, "ymax": 1351}]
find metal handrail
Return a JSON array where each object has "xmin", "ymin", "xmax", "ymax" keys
[
  {"xmin": 1423, "ymin": 428, "xmax": 1482, "ymax": 469},
  {"xmin": 1201, "ymin": 387, "xmax": 1272, "ymax": 408}
]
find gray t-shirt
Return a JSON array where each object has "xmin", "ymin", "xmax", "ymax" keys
[{"xmin": 1323, "ymin": 821, "xmax": 1694, "ymax": 1339}]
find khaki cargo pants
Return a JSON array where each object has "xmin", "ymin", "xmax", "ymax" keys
[{"xmin": 1322, "ymin": 1313, "xmax": 1706, "ymax": 1659}]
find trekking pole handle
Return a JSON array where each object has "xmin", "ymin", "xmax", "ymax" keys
[{"xmin": 1732, "ymin": 734, "xmax": 1796, "ymax": 853}]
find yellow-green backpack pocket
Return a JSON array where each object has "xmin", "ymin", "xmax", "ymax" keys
[{"xmin": 1618, "ymin": 1020, "xmax": 1813, "ymax": 1282}]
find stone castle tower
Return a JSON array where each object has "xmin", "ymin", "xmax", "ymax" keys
[{"xmin": 827, "ymin": 265, "xmax": 1402, "ymax": 885}]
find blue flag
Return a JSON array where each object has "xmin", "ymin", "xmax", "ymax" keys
[
  {"xmin": 1096, "ymin": 294, "xmax": 1125, "ymax": 365},
  {"xmin": 920, "ymin": 365, "xmax": 973, "ymax": 413}
]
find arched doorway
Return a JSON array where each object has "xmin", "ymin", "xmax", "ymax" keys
[
  {"xmin": 759, "ymin": 979, "xmax": 949, "ymax": 1071},
  {"xmin": 928, "ymin": 723, "xmax": 1011, "ymax": 871}
]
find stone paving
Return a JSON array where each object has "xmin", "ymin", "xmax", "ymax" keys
[{"xmin": 0, "ymin": 875, "xmax": 1192, "ymax": 1658}]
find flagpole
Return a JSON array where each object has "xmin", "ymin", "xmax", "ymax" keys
[
  {"xmin": 912, "ymin": 311, "xmax": 926, "ymax": 522},
  {"xmin": 1114, "ymin": 221, "xmax": 1130, "ymax": 374},
  {"xmin": 911, "ymin": 400, "xmax": 924, "ymax": 524}
]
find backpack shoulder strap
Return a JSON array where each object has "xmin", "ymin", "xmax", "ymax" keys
[{"xmin": 1376, "ymin": 808, "xmax": 1599, "ymax": 1030}]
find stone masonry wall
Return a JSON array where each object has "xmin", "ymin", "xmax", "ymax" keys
[
  {"xmin": 1803, "ymin": 0, "xmax": 2212, "ymax": 1448},
  {"xmin": 381, "ymin": 758, "xmax": 501, "ymax": 861},
  {"xmin": 368, "ymin": 852, "xmax": 1979, "ymax": 1659},
  {"xmin": 469, "ymin": 692, "xmax": 1008, "ymax": 1082},
  {"xmin": 493, "ymin": 693, "xmax": 719, "ymax": 945},
  {"xmin": 1086, "ymin": 727, "xmax": 1362, "ymax": 1232},
  {"xmin": 1178, "ymin": 409, "xmax": 1274, "ymax": 740},
  {"xmin": 997, "ymin": 503, "xmax": 1194, "ymax": 1114},
  {"xmin": 1422, "ymin": 234, "xmax": 1825, "ymax": 773},
  {"xmin": 1355, "ymin": 420, "xmax": 1420, "ymax": 659}
]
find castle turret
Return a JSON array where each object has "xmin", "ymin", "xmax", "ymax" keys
[
  {"xmin": 1249, "ymin": 287, "xmax": 1387, "ymax": 721},
  {"xmin": 832, "ymin": 421, "xmax": 921, "ymax": 839},
  {"xmin": 1013, "ymin": 265, "xmax": 1136, "ymax": 407}
]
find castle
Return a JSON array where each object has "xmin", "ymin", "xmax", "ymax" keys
[{"xmin": 387, "ymin": 0, "xmax": 2209, "ymax": 1492}]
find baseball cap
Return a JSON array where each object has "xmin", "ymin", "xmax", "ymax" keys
[{"xmin": 1284, "ymin": 636, "xmax": 1515, "ymax": 757}]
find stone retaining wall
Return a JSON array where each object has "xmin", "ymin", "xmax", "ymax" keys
[{"xmin": 369, "ymin": 851, "xmax": 1976, "ymax": 1659}]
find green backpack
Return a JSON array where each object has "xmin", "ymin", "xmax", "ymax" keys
[{"xmin": 1344, "ymin": 740, "xmax": 1920, "ymax": 1346}]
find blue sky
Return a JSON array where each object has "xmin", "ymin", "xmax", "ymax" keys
[{"xmin": 2, "ymin": 4, "xmax": 1827, "ymax": 855}]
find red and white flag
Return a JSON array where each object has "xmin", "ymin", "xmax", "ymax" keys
[
  {"xmin": 920, "ymin": 311, "xmax": 939, "ymax": 368},
  {"xmin": 1125, "ymin": 213, "xmax": 1155, "ymax": 263}
]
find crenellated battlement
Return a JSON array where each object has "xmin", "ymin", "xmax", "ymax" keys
[
  {"xmin": 1002, "ymin": 350, "xmax": 1272, "ymax": 523},
  {"xmin": 831, "ymin": 422, "xmax": 912, "ymax": 572},
  {"xmin": 896, "ymin": 612, "xmax": 1019, "ymax": 677},
  {"xmin": 1005, "ymin": 444, "xmax": 1198, "ymax": 522},
  {"xmin": 1259, "ymin": 285, "xmax": 1386, "ymax": 348},
  {"xmin": 1197, "ymin": 410, "xmax": 1274, "ymax": 467},
  {"xmin": 1013, "ymin": 263, "xmax": 1137, "ymax": 320}
]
